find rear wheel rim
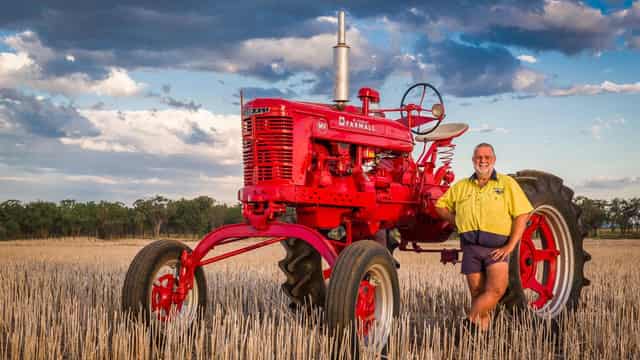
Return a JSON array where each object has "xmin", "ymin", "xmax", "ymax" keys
[
  {"xmin": 519, "ymin": 205, "xmax": 574, "ymax": 316},
  {"xmin": 149, "ymin": 259, "xmax": 199, "ymax": 322},
  {"xmin": 355, "ymin": 263, "xmax": 394, "ymax": 353}
]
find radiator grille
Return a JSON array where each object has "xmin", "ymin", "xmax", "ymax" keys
[{"xmin": 242, "ymin": 116, "xmax": 294, "ymax": 185}]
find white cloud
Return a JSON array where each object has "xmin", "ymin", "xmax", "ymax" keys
[
  {"xmin": 512, "ymin": 68, "xmax": 545, "ymax": 92},
  {"xmin": 549, "ymin": 80, "xmax": 640, "ymax": 97},
  {"xmin": 63, "ymin": 174, "xmax": 172, "ymax": 185},
  {"xmin": 63, "ymin": 174, "xmax": 120, "ymax": 185},
  {"xmin": 0, "ymin": 173, "xmax": 172, "ymax": 187},
  {"xmin": 65, "ymin": 54, "xmax": 75, "ymax": 62},
  {"xmin": 0, "ymin": 32, "xmax": 145, "ymax": 97},
  {"xmin": 517, "ymin": 54, "xmax": 537, "ymax": 63},
  {"xmin": 581, "ymin": 117, "xmax": 625, "ymax": 140},
  {"xmin": 61, "ymin": 108, "xmax": 242, "ymax": 164},
  {"xmin": 90, "ymin": 68, "xmax": 145, "ymax": 96},
  {"xmin": 316, "ymin": 16, "xmax": 337, "ymax": 24},
  {"xmin": 579, "ymin": 176, "xmax": 640, "ymax": 189},
  {"xmin": 212, "ymin": 28, "xmax": 377, "ymax": 75},
  {"xmin": 0, "ymin": 175, "xmax": 41, "ymax": 183},
  {"xmin": 0, "ymin": 51, "xmax": 34, "ymax": 74}
]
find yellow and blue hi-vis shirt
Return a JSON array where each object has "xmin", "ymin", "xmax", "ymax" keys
[{"xmin": 435, "ymin": 170, "xmax": 533, "ymax": 247}]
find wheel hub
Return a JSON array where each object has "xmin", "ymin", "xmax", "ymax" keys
[
  {"xmin": 519, "ymin": 213, "xmax": 560, "ymax": 309},
  {"xmin": 151, "ymin": 273, "xmax": 184, "ymax": 321},
  {"xmin": 355, "ymin": 279, "xmax": 377, "ymax": 337}
]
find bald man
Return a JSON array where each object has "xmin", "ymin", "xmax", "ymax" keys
[{"xmin": 435, "ymin": 143, "xmax": 532, "ymax": 331}]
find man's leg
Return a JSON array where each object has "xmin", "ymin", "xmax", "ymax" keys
[
  {"xmin": 466, "ymin": 272, "xmax": 485, "ymax": 302},
  {"xmin": 467, "ymin": 262, "xmax": 509, "ymax": 330}
]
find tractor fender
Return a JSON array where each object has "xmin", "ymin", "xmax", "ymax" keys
[{"xmin": 191, "ymin": 222, "xmax": 339, "ymax": 266}]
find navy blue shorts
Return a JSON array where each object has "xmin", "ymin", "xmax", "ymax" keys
[{"xmin": 461, "ymin": 244, "xmax": 509, "ymax": 274}]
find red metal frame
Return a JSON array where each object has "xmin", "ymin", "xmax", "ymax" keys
[
  {"xmin": 519, "ymin": 214, "xmax": 560, "ymax": 309},
  {"xmin": 198, "ymin": 237, "xmax": 286, "ymax": 266}
]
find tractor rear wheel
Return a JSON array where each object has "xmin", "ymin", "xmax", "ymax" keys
[
  {"xmin": 325, "ymin": 240, "xmax": 400, "ymax": 357},
  {"xmin": 500, "ymin": 170, "xmax": 591, "ymax": 316},
  {"xmin": 278, "ymin": 238, "xmax": 326, "ymax": 312},
  {"xmin": 122, "ymin": 240, "xmax": 207, "ymax": 324}
]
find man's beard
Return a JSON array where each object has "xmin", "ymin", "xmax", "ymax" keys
[{"xmin": 474, "ymin": 164, "xmax": 494, "ymax": 178}]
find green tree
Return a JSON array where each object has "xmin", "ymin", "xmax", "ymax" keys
[
  {"xmin": 21, "ymin": 201, "xmax": 59, "ymax": 238},
  {"xmin": 574, "ymin": 196, "xmax": 607, "ymax": 237},
  {"xmin": 96, "ymin": 201, "xmax": 129, "ymax": 239},
  {"xmin": 0, "ymin": 200, "xmax": 24, "ymax": 240},
  {"xmin": 134, "ymin": 196, "xmax": 173, "ymax": 238}
]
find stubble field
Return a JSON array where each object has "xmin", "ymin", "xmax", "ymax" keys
[{"xmin": 0, "ymin": 238, "xmax": 638, "ymax": 359}]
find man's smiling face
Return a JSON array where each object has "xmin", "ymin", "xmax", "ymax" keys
[{"xmin": 472, "ymin": 145, "xmax": 496, "ymax": 178}]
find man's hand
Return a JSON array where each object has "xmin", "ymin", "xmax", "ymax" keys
[
  {"xmin": 489, "ymin": 244, "xmax": 515, "ymax": 261},
  {"xmin": 434, "ymin": 206, "xmax": 455, "ymax": 226},
  {"xmin": 490, "ymin": 213, "xmax": 529, "ymax": 261}
]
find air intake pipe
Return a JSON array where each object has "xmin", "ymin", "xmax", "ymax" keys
[{"xmin": 333, "ymin": 11, "xmax": 349, "ymax": 108}]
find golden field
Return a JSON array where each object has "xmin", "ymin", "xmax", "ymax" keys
[{"xmin": 0, "ymin": 238, "xmax": 638, "ymax": 359}]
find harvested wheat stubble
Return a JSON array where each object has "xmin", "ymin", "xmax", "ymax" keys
[{"xmin": 0, "ymin": 239, "xmax": 638, "ymax": 359}]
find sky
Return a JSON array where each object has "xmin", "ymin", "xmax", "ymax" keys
[{"xmin": 0, "ymin": 0, "xmax": 639, "ymax": 204}]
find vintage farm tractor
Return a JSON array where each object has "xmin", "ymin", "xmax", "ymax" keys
[{"xmin": 122, "ymin": 12, "xmax": 590, "ymax": 353}]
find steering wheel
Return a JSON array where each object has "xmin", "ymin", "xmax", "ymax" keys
[{"xmin": 400, "ymin": 82, "xmax": 445, "ymax": 135}]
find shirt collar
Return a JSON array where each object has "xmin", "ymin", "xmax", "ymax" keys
[{"xmin": 470, "ymin": 169, "xmax": 497, "ymax": 181}]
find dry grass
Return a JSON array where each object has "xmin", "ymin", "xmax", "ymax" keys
[{"xmin": 0, "ymin": 238, "xmax": 638, "ymax": 359}]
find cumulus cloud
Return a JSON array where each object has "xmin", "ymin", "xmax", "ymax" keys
[
  {"xmin": 0, "ymin": 89, "xmax": 99, "ymax": 138},
  {"xmin": 0, "ymin": 106, "xmax": 244, "ymax": 203},
  {"xmin": 548, "ymin": 80, "xmax": 640, "ymax": 97},
  {"xmin": 60, "ymin": 108, "xmax": 242, "ymax": 165},
  {"xmin": 0, "ymin": 0, "xmax": 637, "ymax": 102},
  {"xmin": 423, "ymin": 40, "xmax": 528, "ymax": 97},
  {"xmin": 579, "ymin": 176, "xmax": 640, "ymax": 189},
  {"xmin": 459, "ymin": 0, "xmax": 631, "ymax": 55},
  {"xmin": 0, "ymin": 31, "xmax": 145, "ymax": 97}
]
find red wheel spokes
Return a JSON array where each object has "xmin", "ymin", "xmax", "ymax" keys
[
  {"xmin": 151, "ymin": 273, "xmax": 182, "ymax": 321},
  {"xmin": 532, "ymin": 249, "xmax": 560, "ymax": 262},
  {"xmin": 520, "ymin": 214, "xmax": 559, "ymax": 309},
  {"xmin": 355, "ymin": 280, "xmax": 376, "ymax": 337}
]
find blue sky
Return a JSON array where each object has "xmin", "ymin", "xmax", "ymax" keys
[{"xmin": 0, "ymin": 0, "xmax": 639, "ymax": 204}]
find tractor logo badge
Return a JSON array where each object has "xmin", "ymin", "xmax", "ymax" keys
[
  {"xmin": 338, "ymin": 116, "xmax": 376, "ymax": 132},
  {"xmin": 317, "ymin": 119, "xmax": 328, "ymax": 131},
  {"xmin": 243, "ymin": 107, "xmax": 270, "ymax": 117}
]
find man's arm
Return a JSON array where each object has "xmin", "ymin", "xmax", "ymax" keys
[{"xmin": 435, "ymin": 206, "xmax": 455, "ymax": 226}]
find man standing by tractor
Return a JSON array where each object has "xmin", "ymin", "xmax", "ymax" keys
[{"xmin": 435, "ymin": 143, "xmax": 533, "ymax": 331}]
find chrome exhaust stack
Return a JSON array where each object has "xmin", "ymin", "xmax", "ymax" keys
[{"xmin": 333, "ymin": 11, "xmax": 349, "ymax": 107}]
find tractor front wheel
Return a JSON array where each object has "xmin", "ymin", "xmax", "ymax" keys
[
  {"xmin": 500, "ymin": 170, "xmax": 591, "ymax": 316},
  {"xmin": 325, "ymin": 240, "xmax": 400, "ymax": 356},
  {"xmin": 122, "ymin": 240, "xmax": 207, "ymax": 324}
]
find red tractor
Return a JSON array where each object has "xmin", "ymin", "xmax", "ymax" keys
[{"xmin": 122, "ymin": 11, "xmax": 590, "ymax": 353}]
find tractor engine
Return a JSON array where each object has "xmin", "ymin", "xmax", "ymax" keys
[{"xmin": 239, "ymin": 95, "xmax": 449, "ymax": 244}]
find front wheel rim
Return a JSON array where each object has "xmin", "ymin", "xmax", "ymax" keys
[
  {"xmin": 354, "ymin": 263, "xmax": 394, "ymax": 352},
  {"xmin": 519, "ymin": 205, "xmax": 574, "ymax": 316},
  {"xmin": 149, "ymin": 259, "xmax": 199, "ymax": 322}
]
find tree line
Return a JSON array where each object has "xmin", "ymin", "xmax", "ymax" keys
[
  {"xmin": 574, "ymin": 196, "xmax": 640, "ymax": 237},
  {"xmin": 1, "ymin": 195, "xmax": 639, "ymax": 241},
  {"xmin": 0, "ymin": 195, "xmax": 243, "ymax": 241}
]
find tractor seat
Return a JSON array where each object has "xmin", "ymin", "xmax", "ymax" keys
[{"xmin": 414, "ymin": 123, "xmax": 469, "ymax": 142}]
